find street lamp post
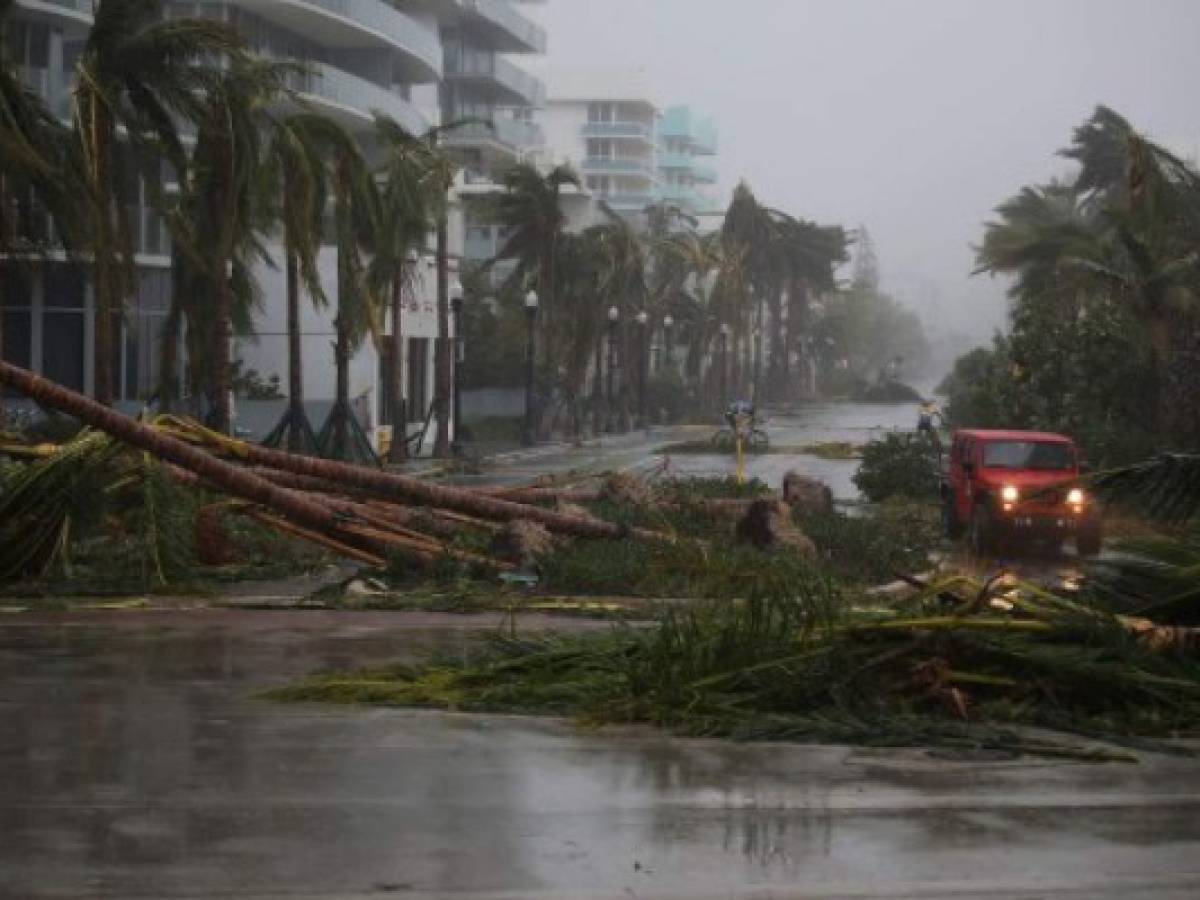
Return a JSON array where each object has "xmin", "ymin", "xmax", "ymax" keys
[
  {"xmin": 663, "ymin": 315, "xmax": 674, "ymax": 376},
  {"xmin": 635, "ymin": 310, "xmax": 649, "ymax": 428},
  {"xmin": 753, "ymin": 327, "xmax": 763, "ymax": 404},
  {"xmin": 719, "ymin": 323, "xmax": 731, "ymax": 411},
  {"xmin": 606, "ymin": 305, "xmax": 619, "ymax": 433},
  {"xmin": 522, "ymin": 290, "xmax": 538, "ymax": 447},
  {"xmin": 450, "ymin": 279, "xmax": 465, "ymax": 456}
]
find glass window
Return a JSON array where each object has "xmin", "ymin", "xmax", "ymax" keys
[
  {"xmin": 42, "ymin": 310, "xmax": 85, "ymax": 392},
  {"xmin": 1, "ymin": 309, "xmax": 32, "ymax": 397},
  {"xmin": 982, "ymin": 441, "xmax": 1075, "ymax": 471},
  {"xmin": 0, "ymin": 266, "xmax": 32, "ymax": 307},
  {"xmin": 43, "ymin": 263, "xmax": 85, "ymax": 309},
  {"xmin": 407, "ymin": 337, "xmax": 428, "ymax": 423}
]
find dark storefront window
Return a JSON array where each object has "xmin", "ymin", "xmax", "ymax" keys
[
  {"xmin": 2, "ymin": 267, "xmax": 33, "ymax": 398},
  {"xmin": 407, "ymin": 338, "xmax": 428, "ymax": 423},
  {"xmin": 42, "ymin": 263, "xmax": 86, "ymax": 392}
]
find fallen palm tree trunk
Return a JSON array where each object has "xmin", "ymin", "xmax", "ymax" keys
[
  {"xmin": 0, "ymin": 362, "xmax": 347, "ymax": 534},
  {"xmin": 161, "ymin": 416, "xmax": 668, "ymax": 543},
  {"xmin": 0, "ymin": 363, "xmax": 512, "ymax": 571}
]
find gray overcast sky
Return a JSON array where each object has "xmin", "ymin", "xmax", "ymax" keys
[{"xmin": 530, "ymin": 0, "xmax": 1200, "ymax": 350}]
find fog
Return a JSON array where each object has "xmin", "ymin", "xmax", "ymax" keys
[{"xmin": 531, "ymin": 0, "xmax": 1200, "ymax": 364}]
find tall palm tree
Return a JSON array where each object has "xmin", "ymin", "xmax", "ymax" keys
[
  {"xmin": 490, "ymin": 163, "xmax": 579, "ymax": 350},
  {"xmin": 156, "ymin": 58, "xmax": 289, "ymax": 434},
  {"xmin": 977, "ymin": 108, "xmax": 1200, "ymax": 439},
  {"xmin": 368, "ymin": 115, "xmax": 467, "ymax": 462},
  {"xmin": 72, "ymin": 0, "xmax": 245, "ymax": 407},
  {"xmin": 369, "ymin": 115, "xmax": 438, "ymax": 463},
  {"xmin": 307, "ymin": 121, "xmax": 376, "ymax": 464},
  {"xmin": 260, "ymin": 113, "xmax": 332, "ymax": 454}
]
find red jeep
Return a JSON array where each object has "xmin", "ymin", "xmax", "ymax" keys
[{"xmin": 941, "ymin": 429, "xmax": 1102, "ymax": 556}]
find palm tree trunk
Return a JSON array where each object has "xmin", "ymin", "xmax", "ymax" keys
[
  {"xmin": 0, "ymin": 359, "xmax": 340, "ymax": 531},
  {"xmin": 433, "ymin": 211, "xmax": 451, "ymax": 457},
  {"xmin": 286, "ymin": 247, "xmax": 304, "ymax": 452},
  {"xmin": 333, "ymin": 306, "xmax": 350, "ymax": 459},
  {"xmin": 592, "ymin": 333, "xmax": 603, "ymax": 436},
  {"xmin": 387, "ymin": 269, "xmax": 407, "ymax": 463},
  {"xmin": 210, "ymin": 269, "xmax": 233, "ymax": 434}
]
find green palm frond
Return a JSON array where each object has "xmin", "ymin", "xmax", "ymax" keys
[{"xmin": 1089, "ymin": 453, "xmax": 1200, "ymax": 522}]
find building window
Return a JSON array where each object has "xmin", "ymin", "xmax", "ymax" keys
[
  {"xmin": 41, "ymin": 263, "xmax": 87, "ymax": 393},
  {"xmin": 1, "ymin": 265, "xmax": 32, "ymax": 398},
  {"xmin": 407, "ymin": 337, "xmax": 429, "ymax": 423},
  {"xmin": 588, "ymin": 102, "xmax": 614, "ymax": 123}
]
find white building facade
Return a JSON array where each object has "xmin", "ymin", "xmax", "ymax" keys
[{"xmin": 1, "ymin": 0, "xmax": 549, "ymax": 453}]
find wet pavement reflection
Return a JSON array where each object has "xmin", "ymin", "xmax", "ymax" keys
[{"xmin": 2, "ymin": 610, "xmax": 1199, "ymax": 898}]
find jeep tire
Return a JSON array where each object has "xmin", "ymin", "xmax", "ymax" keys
[{"xmin": 1077, "ymin": 517, "xmax": 1103, "ymax": 557}]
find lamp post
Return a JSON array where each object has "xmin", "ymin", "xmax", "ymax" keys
[
  {"xmin": 635, "ymin": 310, "xmax": 649, "ymax": 428},
  {"xmin": 450, "ymin": 279, "xmax": 465, "ymax": 456},
  {"xmin": 753, "ymin": 327, "xmax": 763, "ymax": 404},
  {"xmin": 719, "ymin": 323, "xmax": 731, "ymax": 411},
  {"xmin": 663, "ymin": 315, "xmax": 674, "ymax": 376},
  {"xmin": 606, "ymin": 305, "xmax": 619, "ymax": 433},
  {"xmin": 522, "ymin": 289, "xmax": 538, "ymax": 447}
]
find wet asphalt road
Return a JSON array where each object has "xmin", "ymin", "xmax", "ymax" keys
[
  {"xmin": 1, "ymin": 401, "xmax": 1185, "ymax": 898},
  {"xmin": 2, "ymin": 610, "xmax": 1200, "ymax": 899}
]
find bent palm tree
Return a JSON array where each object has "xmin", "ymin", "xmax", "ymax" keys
[
  {"xmin": 73, "ymin": 0, "xmax": 245, "ymax": 406},
  {"xmin": 260, "ymin": 113, "xmax": 332, "ymax": 454}
]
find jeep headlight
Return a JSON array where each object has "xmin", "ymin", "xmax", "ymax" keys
[
  {"xmin": 1001, "ymin": 485, "xmax": 1019, "ymax": 503},
  {"xmin": 1067, "ymin": 488, "xmax": 1085, "ymax": 506}
]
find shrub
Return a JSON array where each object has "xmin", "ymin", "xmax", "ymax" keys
[{"xmin": 853, "ymin": 433, "xmax": 939, "ymax": 502}]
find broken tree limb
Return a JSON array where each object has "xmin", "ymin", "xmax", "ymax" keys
[
  {"xmin": 164, "ymin": 416, "xmax": 669, "ymax": 543},
  {"xmin": 0, "ymin": 362, "xmax": 348, "ymax": 536}
]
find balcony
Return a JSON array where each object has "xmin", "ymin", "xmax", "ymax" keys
[
  {"xmin": 444, "ymin": 51, "xmax": 545, "ymax": 106},
  {"xmin": 442, "ymin": 117, "xmax": 543, "ymax": 162},
  {"xmin": 603, "ymin": 192, "xmax": 657, "ymax": 211},
  {"xmin": 658, "ymin": 151, "xmax": 694, "ymax": 171},
  {"xmin": 288, "ymin": 62, "xmax": 429, "ymax": 135},
  {"xmin": 659, "ymin": 185, "xmax": 702, "ymax": 210},
  {"xmin": 233, "ymin": 0, "xmax": 443, "ymax": 82},
  {"xmin": 12, "ymin": 0, "xmax": 93, "ymax": 31},
  {"xmin": 16, "ymin": 65, "xmax": 70, "ymax": 119},
  {"xmin": 692, "ymin": 164, "xmax": 718, "ymax": 184},
  {"xmin": 449, "ymin": 0, "xmax": 547, "ymax": 54},
  {"xmin": 581, "ymin": 121, "xmax": 655, "ymax": 144},
  {"xmin": 582, "ymin": 157, "xmax": 656, "ymax": 178}
]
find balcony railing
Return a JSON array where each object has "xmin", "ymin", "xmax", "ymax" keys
[
  {"xmin": 453, "ymin": 0, "xmax": 547, "ymax": 54},
  {"xmin": 657, "ymin": 151, "xmax": 695, "ymax": 171},
  {"xmin": 289, "ymin": 62, "xmax": 429, "ymax": 135},
  {"xmin": 581, "ymin": 121, "xmax": 654, "ymax": 141},
  {"xmin": 442, "ymin": 117, "xmax": 543, "ymax": 154},
  {"xmin": 582, "ymin": 157, "xmax": 656, "ymax": 178},
  {"xmin": 692, "ymin": 164, "xmax": 718, "ymax": 184},
  {"xmin": 233, "ymin": 0, "xmax": 442, "ymax": 80},
  {"xmin": 659, "ymin": 185, "xmax": 702, "ymax": 210},
  {"xmin": 13, "ymin": 0, "xmax": 93, "ymax": 26},
  {"xmin": 444, "ymin": 51, "xmax": 545, "ymax": 106},
  {"xmin": 603, "ymin": 192, "xmax": 657, "ymax": 210}
]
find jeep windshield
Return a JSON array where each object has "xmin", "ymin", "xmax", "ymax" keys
[{"xmin": 982, "ymin": 441, "xmax": 1074, "ymax": 471}]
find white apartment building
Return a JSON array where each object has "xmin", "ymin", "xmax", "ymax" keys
[
  {"xmin": 1, "ymin": 0, "xmax": 548, "ymax": 453},
  {"xmin": 537, "ymin": 75, "xmax": 721, "ymax": 229}
]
